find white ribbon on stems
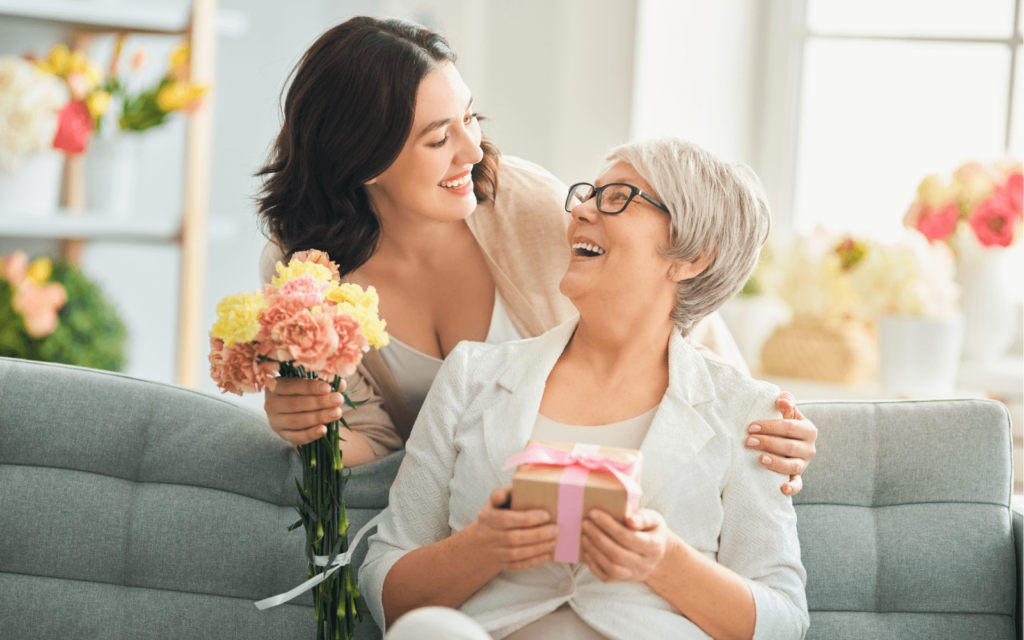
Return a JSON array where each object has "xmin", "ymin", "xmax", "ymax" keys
[{"xmin": 254, "ymin": 510, "xmax": 393, "ymax": 610}]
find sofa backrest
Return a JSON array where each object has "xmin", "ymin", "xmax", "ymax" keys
[
  {"xmin": 0, "ymin": 358, "xmax": 334, "ymax": 639},
  {"xmin": 1, "ymin": 358, "xmax": 1018, "ymax": 640},
  {"xmin": 797, "ymin": 400, "xmax": 1017, "ymax": 639}
]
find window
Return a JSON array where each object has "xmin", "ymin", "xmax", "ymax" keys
[{"xmin": 773, "ymin": 0, "xmax": 1022, "ymax": 243}]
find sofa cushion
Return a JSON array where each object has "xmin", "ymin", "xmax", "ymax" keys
[
  {"xmin": 0, "ymin": 357, "xmax": 386, "ymax": 640},
  {"xmin": 797, "ymin": 400, "xmax": 1017, "ymax": 639}
]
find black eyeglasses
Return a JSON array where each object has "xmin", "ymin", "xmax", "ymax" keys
[{"xmin": 564, "ymin": 182, "xmax": 670, "ymax": 215}]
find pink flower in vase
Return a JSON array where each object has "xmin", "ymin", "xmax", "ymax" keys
[
  {"xmin": 969, "ymin": 192, "xmax": 1018, "ymax": 248},
  {"xmin": 998, "ymin": 172, "xmax": 1022, "ymax": 217},
  {"xmin": 52, "ymin": 99, "xmax": 93, "ymax": 154},
  {"xmin": 913, "ymin": 202, "xmax": 960, "ymax": 243}
]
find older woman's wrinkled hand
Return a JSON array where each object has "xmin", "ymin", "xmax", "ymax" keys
[
  {"xmin": 746, "ymin": 392, "xmax": 818, "ymax": 495},
  {"xmin": 472, "ymin": 487, "xmax": 560, "ymax": 573},
  {"xmin": 580, "ymin": 508, "xmax": 671, "ymax": 583}
]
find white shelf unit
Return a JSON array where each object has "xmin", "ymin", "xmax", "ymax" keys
[{"xmin": 0, "ymin": 0, "xmax": 219, "ymax": 387}]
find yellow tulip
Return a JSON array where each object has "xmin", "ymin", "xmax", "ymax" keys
[
  {"xmin": 87, "ymin": 91, "xmax": 111, "ymax": 119},
  {"xmin": 169, "ymin": 43, "xmax": 191, "ymax": 80},
  {"xmin": 156, "ymin": 81, "xmax": 206, "ymax": 113},
  {"xmin": 26, "ymin": 257, "xmax": 52, "ymax": 286},
  {"xmin": 46, "ymin": 44, "xmax": 71, "ymax": 76}
]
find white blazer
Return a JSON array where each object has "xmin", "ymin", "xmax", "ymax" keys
[{"xmin": 360, "ymin": 319, "xmax": 809, "ymax": 640}]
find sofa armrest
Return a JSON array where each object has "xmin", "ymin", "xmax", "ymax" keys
[{"xmin": 1014, "ymin": 498, "xmax": 1022, "ymax": 640}]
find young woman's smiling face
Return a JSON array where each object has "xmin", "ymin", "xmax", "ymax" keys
[
  {"xmin": 560, "ymin": 161, "xmax": 679, "ymax": 311},
  {"xmin": 365, "ymin": 62, "xmax": 483, "ymax": 223}
]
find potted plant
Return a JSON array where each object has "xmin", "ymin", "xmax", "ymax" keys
[{"xmin": 0, "ymin": 250, "xmax": 128, "ymax": 371}]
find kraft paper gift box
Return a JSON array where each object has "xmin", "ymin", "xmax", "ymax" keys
[{"xmin": 506, "ymin": 440, "xmax": 643, "ymax": 563}]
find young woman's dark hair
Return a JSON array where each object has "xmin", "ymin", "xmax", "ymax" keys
[{"xmin": 255, "ymin": 16, "xmax": 500, "ymax": 275}]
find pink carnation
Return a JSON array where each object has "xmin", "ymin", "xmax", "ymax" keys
[
  {"xmin": 209, "ymin": 337, "xmax": 280, "ymax": 396},
  {"xmin": 322, "ymin": 312, "xmax": 368, "ymax": 379},
  {"xmin": 291, "ymin": 249, "xmax": 341, "ymax": 283},
  {"xmin": 13, "ymin": 281, "xmax": 66, "ymax": 338},
  {"xmin": 913, "ymin": 202, "xmax": 959, "ymax": 242},
  {"xmin": 969, "ymin": 191, "xmax": 1018, "ymax": 248},
  {"xmin": 276, "ymin": 273, "xmax": 326, "ymax": 307},
  {"xmin": 259, "ymin": 292, "xmax": 308, "ymax": 336},
  {"xmin": 270, "ymin": 308, "xmax": 339, "ymax": 373}
]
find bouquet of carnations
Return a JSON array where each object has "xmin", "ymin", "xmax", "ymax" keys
[
  {"xmin": 208, "ymin": 249, "xmax": 387, "ymax": 640},
  {"xmin": 903, "ymin": 161, "xmax": 1023, "ymax": 249}
]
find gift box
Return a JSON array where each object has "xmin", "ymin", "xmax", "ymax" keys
[{"xmin": 505, "ymin": 440, "xmax": 643, "ymax": 563}]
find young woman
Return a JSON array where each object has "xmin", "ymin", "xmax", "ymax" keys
[
  {"xmin": 255, "ymin": 17, "xmax": 817, "ymax": 493},
  {"xmin": 361, "ymin": 138, "xmax": 808, "ymax": 639}
]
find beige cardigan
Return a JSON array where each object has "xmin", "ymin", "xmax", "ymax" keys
[{"xmin": 259, "ymin": 156, "xmax": 747, "ymax": 459}]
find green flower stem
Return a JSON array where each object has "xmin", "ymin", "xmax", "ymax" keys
[{"xmin": 278, "ymin": 362, "xmax": 360, "ymax": 639}]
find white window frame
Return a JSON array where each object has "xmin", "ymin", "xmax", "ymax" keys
[{"xmin": 754, "ymin": 0, "xmax": 1023, "ymax": 239}]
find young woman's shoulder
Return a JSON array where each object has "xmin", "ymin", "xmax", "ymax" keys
[{"xmin": 491, "ymin": 156, "xmax": 570, "ymax": 225}]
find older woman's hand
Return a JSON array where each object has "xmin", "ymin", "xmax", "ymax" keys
[
  {"xmin": 746, "ymin": 392, "xmax": 818, "ymax": 496},
  {"xmin": 580, "ymin": 508, "xmax": 670, "ymax": 583},
  {"xmin": 264, "ymin": 378, "xmax": 347, "ymax": 446},
  {"xmin": 473, "ymin": 487, "xmax": 560, "ymax": 572}
]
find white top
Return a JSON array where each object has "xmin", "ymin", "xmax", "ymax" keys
[
  {"xmin": 503, "ymin": 407, "xmax": 659, "ymax": 640},
  {"xmin": 361, "ymin": 318, "xmax": 808, "ymax": 640},
  {"xmin": 530, "ymin": 406, "xmax": 658, "ymax": 451},
  {"xmin": 379, "ymin": 292, "xmax": 523, "ymax": 417}
]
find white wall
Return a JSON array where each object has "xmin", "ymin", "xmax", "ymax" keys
[{"xmin": 630, "ymin": 0, "xmax": 763, "ymax": 165}]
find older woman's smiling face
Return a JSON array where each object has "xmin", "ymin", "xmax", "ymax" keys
[{"xmin": 559, "ymin": 161, "xmax": 679, "ymax": 312}]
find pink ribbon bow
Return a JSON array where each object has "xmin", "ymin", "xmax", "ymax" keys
[{"xmin": 505, "ymin": 443, "xmax": 641, "ymax": 562}]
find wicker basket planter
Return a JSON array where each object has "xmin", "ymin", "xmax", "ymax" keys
[{"xmin": 760, "ymin": 319, "xmax": 878, "ymax": 385}]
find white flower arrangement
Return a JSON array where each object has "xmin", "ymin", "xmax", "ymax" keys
[
  {"xmin": 775, "ymin": 227, "xmax": 959, "ymax": 322},
  {"xmin": 0, "ymin": 56, "xmax": 69, "ymax": 172}
]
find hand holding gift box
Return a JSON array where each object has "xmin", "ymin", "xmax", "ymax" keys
[{"xmin": 505, "ymin": 440, "xmax": 643, "ymax": 563}]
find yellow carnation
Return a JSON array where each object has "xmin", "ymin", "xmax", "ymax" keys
[
  {"xmin": 325, "ymin": 284, "xmax": 389, "ymax": 348},
  {"xmin": 210, "ymin": 291, "xmax": 266, "ymax": 347},
  {"xmin": 272, "ymin": 259, "xmax": 335, "ymax": 287},
  {"xmin": 25, "ymin": 257, "xmax": 52, "ymax": 286}
]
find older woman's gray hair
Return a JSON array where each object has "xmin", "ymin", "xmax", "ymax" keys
[{"xmin": 605, "ymin": 137, "xmax": 771, "ymax": 336}]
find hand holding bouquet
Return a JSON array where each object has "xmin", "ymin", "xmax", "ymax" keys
[{"xmin": 208, "ymin": 248, "xmax": 387, "ymax": 639}]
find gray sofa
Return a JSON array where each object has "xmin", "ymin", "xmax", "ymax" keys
[{"xmin": 0, "ymin": 357, "xmax": 1020, "ymax": 640}]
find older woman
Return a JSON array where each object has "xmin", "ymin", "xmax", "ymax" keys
[{"xmin": 360, "ymin": 138, "xmax": 808, "ymax": 640}]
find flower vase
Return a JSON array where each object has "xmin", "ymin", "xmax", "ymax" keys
[
  {"xmin": 85, "ymin": 133, "xmax": 140, "ymax": 217},
  {"xmin": 878, "ymin": 314, "xmax": 964, "ymax": 395},
  {"xmin": 0, "ymin": 150, "xmax": 64, "ymax": 216},
  {"xmin": 955, "ymin": 240, "xmax": 1015, "ymax": 362}
]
